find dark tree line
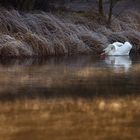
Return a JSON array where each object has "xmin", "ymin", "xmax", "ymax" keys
[
  {"xmin": 98, "ymin": 0, "xmax": 121, "ymax": 25},
  {"xmin": 0, "ymin": 0, "xmax": 50, "ymax": 10},
  {"xmin": 0, "ymin": 0, "xmax": 121, "ymax": 24},
  {"xmin": 0, "ymin": 0, "xmax": 75, "ymax": 10}
]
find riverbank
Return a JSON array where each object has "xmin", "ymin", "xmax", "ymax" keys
[{"xmin": 0, "ymin": 8, "xmax": 140, "ymax": 58}]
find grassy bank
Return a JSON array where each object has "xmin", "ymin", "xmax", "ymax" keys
[{"xmin": 0, "ymin": 9, "xmax": 140, "ymax": 57}]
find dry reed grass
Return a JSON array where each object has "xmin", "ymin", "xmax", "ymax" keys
[{"xmin": 0, "ymin": 9, "xmax": 139, "ymax": 57}]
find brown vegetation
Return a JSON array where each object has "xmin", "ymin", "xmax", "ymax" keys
[{"xmin": 0, "ymin": 9, "xmax": 140, "ymax": 57}]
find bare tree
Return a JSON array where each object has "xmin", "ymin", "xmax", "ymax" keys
[
  {"xmin": 107, "ymin": 0, "xmax": 113, "ymax": 24},
  {"xmin": 98, "ymin": 0, "xmax": 104, "ymax": 16},
  {"xmin": 107, "ymin": 0, "xmax": 120, "ymax": 25}
]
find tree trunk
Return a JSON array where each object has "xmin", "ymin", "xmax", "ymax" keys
[
  {"xmin": 98, "ymin": 0, "xmax": 104, "ymax": 16},
  {"xmin": 108, "ymin": 0, "xmax": 113, "ymax": 25}
]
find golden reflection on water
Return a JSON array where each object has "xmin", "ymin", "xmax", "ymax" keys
[
  {"xmin": 0, "ymin": 98, "xmax": 140, "ymax": 140},
  {"xmin": 0, "ymin": 55, "xmax": 140, "ymax": 140}
]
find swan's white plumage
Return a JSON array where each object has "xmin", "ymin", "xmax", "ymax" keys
[{"xmin": 104, "ymin": 42, "xmax": 132, "ymax": 56}]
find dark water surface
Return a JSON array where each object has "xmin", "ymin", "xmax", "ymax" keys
[
  {"xmin": 0, "ymin": 55, "xmax": 140, "ymax": 140},
  {"xmin": 0, "ymin": 55, "xmax": 140, "ymax": 100}
]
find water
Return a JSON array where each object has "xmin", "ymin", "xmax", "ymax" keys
[
  {"xmin": 0, "ymin": 55, "xmax": 140, "ymax": 100},
  {"xmin": 0, "ymin": 55, "xmax": 140, "ymax": 140}
]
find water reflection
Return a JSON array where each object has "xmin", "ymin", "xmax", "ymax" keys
[
  {"xmin": 104, "ymin": 56, "xmax": 132, "ymax": 73},
  {"xmin": 0, "ymin": 56, "xmax": 97, "ymax": 67},
  {"xmin": 0, "ymin": 55, "xmax": 139, "ymax": 101},
  {"xmin": 0, "ymin": 55, "xmax": 140, "ymax": 140}
]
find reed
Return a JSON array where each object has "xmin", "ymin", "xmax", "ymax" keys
[{"xmin": 0, "ymin": 9, "xmax": 139, "ymax": 57}]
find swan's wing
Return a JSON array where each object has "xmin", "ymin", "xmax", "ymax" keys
[
  {"xmin": 116, "ymin": 42, "xmax": 132, "ymax": 55},
  {"xmin": 124, "ymin": 42, "xmax": 133, "ymax": 49},
  {"xmin": 113, "ymin": 42, "xmax": 124, "ymax": 47}
]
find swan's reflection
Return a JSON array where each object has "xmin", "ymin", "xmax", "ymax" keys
[{"xmin": 105, "ymin": 56, "xmax": 132, "ymax": 73}]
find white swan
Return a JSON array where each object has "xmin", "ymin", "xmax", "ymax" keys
[{"xmin": 103, "ymin": 42, "xmax": 132, "ymax": 56}]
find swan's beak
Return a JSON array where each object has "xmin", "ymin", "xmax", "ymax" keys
[{"xmin": 100, "ymin": 52, "xmax": 106, "ymax": 59}]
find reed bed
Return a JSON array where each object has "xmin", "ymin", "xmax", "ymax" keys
[{"xmin": 0, "ymin": 9, "xmax": 139, "ymax": 57}]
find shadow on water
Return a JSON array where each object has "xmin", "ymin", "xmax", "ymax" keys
[
  {"xmin": 0, "ymin": 55, "xmax": 140, "ymax": 102},
  {"xmin": 0, "ymin": 55, "xmax": 99, "ymax": 67}
]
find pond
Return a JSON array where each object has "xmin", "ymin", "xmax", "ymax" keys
[{"xmin": 0, "ymin": 55, "xmax": 140, "ymax": 140}]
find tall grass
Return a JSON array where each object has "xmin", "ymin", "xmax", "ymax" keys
[{"xmin": 0, "ymin": 9, "xmax": 140, "ymax": 57}]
